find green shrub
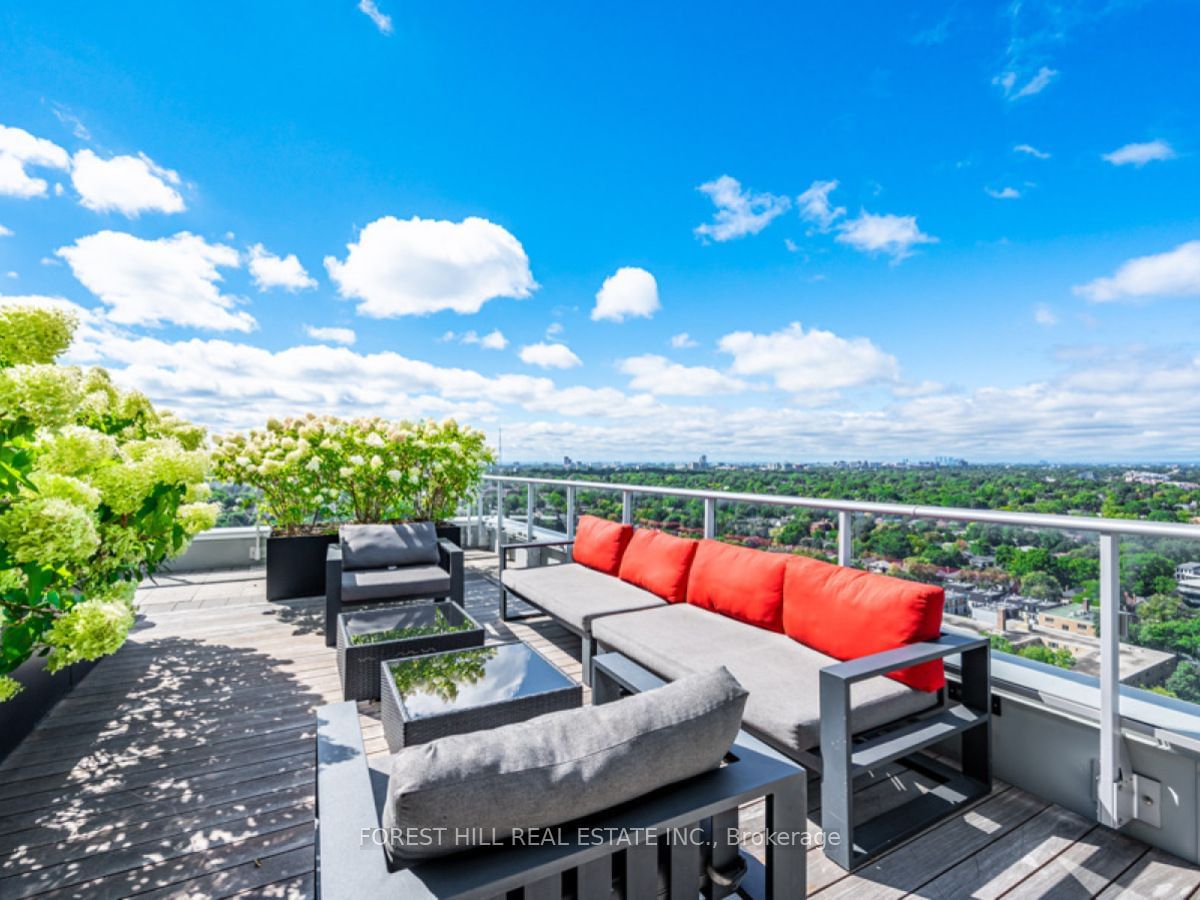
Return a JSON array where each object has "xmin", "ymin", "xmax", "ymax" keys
[
  {"xmin": 211, "ymin": 415, "xmax": 494, "ymax": 533},
  {"xmin": 0, "ymin": 305, "xmax": 216, "ymax": 701}
]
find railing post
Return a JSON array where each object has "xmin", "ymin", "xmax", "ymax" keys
[
  {"xmin": 566, "ymin": 486, "xmax": 576, "ymax": 540},
  {"xmin": 1097, "ymin": 532, "xmax": 1126, "ymax": 828},
  {"xmin": 837, "ymin": 510, "xmax": 853, "ymax": 567},
  {"xmin": 621, "ymin": 490, "xmax": 632, "ymax": 525},
  {"xmin": 703, "ymin": 497, "xmax": 716, "ymax": 540},
  {"xmin": 495, "ymin": 481, "xmax": 504, "ymax": 554},
  {"xmin": 526, "ymin": 484, "xmax": 536, "ymax": 541}
]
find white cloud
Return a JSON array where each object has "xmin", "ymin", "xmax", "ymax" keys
[
  {"xmin": 718, "ymin": 322, "xmax": 899, "ymax": 393},
  {"xmin": 461, "ymin": 329, "xmax": 508, "ymax": 350},
  {"xmin": 248, "ymin": 244, "xmax": 316, "ymax": 292},
  {"xmin": 6, "ymin": 272, "xmax": 17, "ymax": 280},
  {"xmin": 324, "ymin": 215, "xmax": 536, "ymax": 317},
  {"xmin": 545, "ymin": 322, "xmax": 564, "ymax": 338},
  {"xmin": 22, "ymin": 293, "xmax": 1200, "ymax": 461},
  {"xmin": 670, "ymin": 332, "xmax": 697, "ymax": 349},
  {"xmin": 520, "ymin": 342, "xmax": 582, "ymax": 369},
  {"xmin": 57, "ymin": 230, "xmax": 255, "ymax": 332},
  {"xmin": 1074, "ymin": 241, "xmax": 1200, "ymax": 303},
  {"xmin": 1014, "ymin": 143, "xmax": 1050, "ymax": 160},
  {"xmin": 694, "ymin": 175, "xmax": 790, "ymax": 242},
  {"xmin": 835, "ymin": 212, "xmax": 937, "ymax": 262},
  {"xmin": 0, "ymin": 225, "xmax": 11, "ymax": 237},
  {"xmin": 994, "ymin": 66, "xmax": 1057, "ymax": 100},
  {"xmin": 70, "ymin": 149, "xmax": 185, "ymax": 216},
  {"xmin": 1034, "ymin": 304, "xmax": 1059, "ymax": 326},
  {"xmin": 1102, "ymin": 140, "xmax": 1176, "ymax": 168},
  {"xmin": 796, "ymin": 180, "xmax": 845, "ymax": 231},
  {"xmin": 618, "ymin": 354, "xmax": 748, "ymax": 397},
  {"xmin": 304, "ymin": 325, "xmax": 357, "ymax": 345},
  {"xmin": 0, "ymin": 125, "xmax": 69, "ymax": 198},
  {"xmin": 592, "ymin": 267, "xmax": 660, "ymax": 322},
  {"xmin": 358, "ymin": 0, "xmax": 393, "ymax": 34},
  {"xmin": 985, "ymin": 186, "xmax": 1021, "ymax": 200}
]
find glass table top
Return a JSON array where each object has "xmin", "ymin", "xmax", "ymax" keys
[
  {"xmin": 386, "ymin": 641, "xmax": 575, "ymax": 721},
  {"xmin": 343, "ymin": 601, "xmax": 475, "ymax": 644}
]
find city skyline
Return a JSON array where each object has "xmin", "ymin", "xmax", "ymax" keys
[{"xmin": 1, "ymin": 2, "xmax": 1199, "ymax": 461}]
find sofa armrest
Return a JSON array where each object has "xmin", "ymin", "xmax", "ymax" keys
[
  {"xmin": 498, "ymin": 539, "xmax": 575, "ymax": 576},
  {"xmin": 819, "ymin": 632, "xmax": 987, "ymax": 686},
  {"xmin": 438, "ymin": 538, "xmax": 464, "ymax": 604},
  {"xmin": 500, "ymin": 538, "xmax": 576, "ymax": 552}
]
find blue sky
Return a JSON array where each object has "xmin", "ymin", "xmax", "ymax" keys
[{"xmin": 2, "ymin": 1, "xmax": 1199, "ymax": 461}]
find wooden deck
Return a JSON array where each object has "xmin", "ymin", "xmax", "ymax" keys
[{"xmin": 1, "ymin": 554, "xmax": 1197, "ymax": 898}]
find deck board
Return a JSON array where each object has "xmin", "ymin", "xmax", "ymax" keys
[{"xmin": 0, "ymin": 556, "xmax": 1195, "ymax": 898}]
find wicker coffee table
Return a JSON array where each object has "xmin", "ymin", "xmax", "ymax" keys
[
  {"xmin": 380, "ymin": 640, "xmax": 582, "ymax": 752},
  {"xmin": 336, "ymin": 602, "xmax": 484, "ymax": 701}
]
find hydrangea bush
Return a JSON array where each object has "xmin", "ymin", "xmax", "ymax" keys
[
  {"xmin": 211, "ymin": 414, "xmax": 493, "ymax": 534},
  {"xmin": 0, "ymin": 305, "xmax": 217, "ymax": 702}
]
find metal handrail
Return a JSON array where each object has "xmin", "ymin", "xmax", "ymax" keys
[
  {"xmin": 479, "ymin": 470, "xmax": 1200, "ymax": 832},
  {"xmin": 482, "ymin": 473, "xmax": 1200, "ymax": 541}
]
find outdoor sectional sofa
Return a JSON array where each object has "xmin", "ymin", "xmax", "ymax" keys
[{"xmin": 499, "ymin": 515, "xmax": 992, "ymax": 869}]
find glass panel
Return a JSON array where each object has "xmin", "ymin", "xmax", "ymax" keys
[
  {"xmin": 1119, "ymin": 533, "xmax": 1200, "ymax": 707},
  {"xmin": 387, "ymin": 642, "xmax": 574, "ymax": 720}
]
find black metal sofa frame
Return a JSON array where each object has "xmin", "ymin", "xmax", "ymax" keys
[
  {"xmin": 497, "ymin": 536, "xmax": 992, "ymax": 871},
  {"xmin": 315, "ymin": 700, "xmax": 808, "ymax": 899},
  {"xmin": 325, "ymin": 538, "xmax": 464, "ymax": 648},
  {"xmin": 592, "ymin": 640, "xmax": 991, "ymax": 872},
  {"xmin": 497, "ymin": 537, "xmax": 606, "ymax": 684}
]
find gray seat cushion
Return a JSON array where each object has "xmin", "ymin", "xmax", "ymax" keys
[
  {"xmin": 342, "ymin": 565, "xmax": 451, "ymax": 603},
  {"xmin": 592, "ymin": 604, "xmax": 936, "ymax": 757},
  {"xmin": 340, "ymin": 523, "xmax": 439, "ymax": 570},
  {"xmin": 381, "ymin": 666, "xmax": 748, "ymax": 866},
  {"xmin": 500, "ymin": 562, "xmax": 666, "ymax": 632}
]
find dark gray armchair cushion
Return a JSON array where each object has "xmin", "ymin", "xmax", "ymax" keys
[
  {"xmin": 340, "ymin": 523, "xmax": 439, "ymax": 571},
  {"xmin": 342, "ymin": 566, "xmax": 452, "ymax": 603},
  {"xmin": 380, "ymin": 666, "xmax": 748, "ymax": 866}
]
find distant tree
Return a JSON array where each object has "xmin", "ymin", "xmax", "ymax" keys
[
  {"xmin": 1165, "ymin": 661, "xmax": 1200, "ymax": 704},
  {"xmin": 865, "ymin": 527, "xmax": 912, "ymax": 561},
  {"xmin": 1131, "ymin": 618, "xmax": 1200, "ymax": 657},
  {"xmin": 1137, "ymin": 593, "xmax": 1188, "ymax": 625},
  {"xmin": 988, "ymin": 633, "xmax": 1016, "ymax": 654},
  {"xmin": 1018, "ymin": 645, "xmax": 1075, "ymax": 669},
  {"xmin": 1021, "ymin": 571, "xmax": 1064, "ymax": 601},
  {"xmin": 1007, "ymin": 547, "xmax": 1053, "ymax": 579},
  {"xmin": 1122, "ymin": 552, "xmax": 1176, "ymax": 598}
]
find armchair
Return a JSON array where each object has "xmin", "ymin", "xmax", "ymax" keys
[{"xmin": 325, "ymin": 524, "xmax": 464, "ymax": 647}]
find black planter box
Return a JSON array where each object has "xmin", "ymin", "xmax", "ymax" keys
[
  {"xmin": 266, "ymin": 523, "xmax": 462, "ymax": 602},
  {"xmin": 435, "ymin": 522, "xmax": 464, "ymax": 549},
  {"xmin": 266, "ymin": 533, "xmax": 337, "ymax": 601},
  {"xmin": 0, "ymin": 655, "xmax": 96, "ymax": 762}
]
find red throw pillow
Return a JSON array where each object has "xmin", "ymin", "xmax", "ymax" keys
[
  {"xmin": 686, "ymin": 540, "xmax": 788, "ymax": 632},
  {"xmin": 618, "ymin": 529, "xmax": 700, "ymax": 603},
  {"xmin": 782, "ymin": 555, "xmax": 945, "ymax": 692},
  {"xmin": 572, "ymin": 515, "xmax": 633, "ymax": 576}
]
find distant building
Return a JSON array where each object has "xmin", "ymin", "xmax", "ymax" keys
[
  {"xmin": 1177, "ymin": 562, "xmax": 1200, "ymax": 581},
  {"xmin": 1039, "ymin": 604, "xmax": 1101, "ymax": 638},
  {"xmin": 1123, "ymin": 470, "xmax": 1170, "ymax": 485},
  {"xmin": 1178, "ymin": 562, "xmax": 1200, "ymax": 606},
  {"xmin": 965, "ymin": 553, "xmax": 996, "ymax": 569}
]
